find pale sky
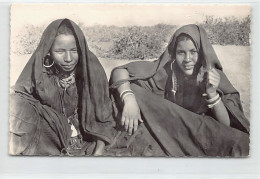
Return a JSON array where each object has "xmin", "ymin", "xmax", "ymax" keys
[
  {"xmin": 10, "ymin": 4, "xmax": 251, "ymax": 55},
  {"xmin": 11, "ymin": 4, "xmax": 251, "ymax": 28}
]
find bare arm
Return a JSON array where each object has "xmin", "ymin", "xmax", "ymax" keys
[
  {"xmin": 112, "ymin": 68, "xmax": 132, "ymax": 94},
  {"xmin": 206, "ymin": 68, "xmax": 230, "ymax": 126},
  {"xmin": 207, "ymin": 91, "xmax": 230, "ymax": 126},
  {"xmin": 92, "ymin": 68, "xmax": 129, "ymax": 155},
  {"xmin": 93, "ymin": 69, "xmax": 130, "ymax": 155},
  {"xmin": 111, "ymin": 69, "xmax": 143, "ymax": 135}
]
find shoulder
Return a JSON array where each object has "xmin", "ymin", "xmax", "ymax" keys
[{"xmin": 217, "ymin": 70, "xmax": 238, "ymax": 94}]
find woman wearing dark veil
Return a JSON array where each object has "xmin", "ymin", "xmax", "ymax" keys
[
  {"xmin": 109, "ymin": 24, "xmax": 249, "ymax": 157},
  {"xmin": 9, "ymin": 19, "xmax": 115, "ymax": 156}
]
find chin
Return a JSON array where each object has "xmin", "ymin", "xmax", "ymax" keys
[
  {"xmin": 62, "ymin": 66, "xmax": 76, "ymax": 72},
  {"xmin": 183, "ymin": 70, "xmax": 193, "ymax": 76}
]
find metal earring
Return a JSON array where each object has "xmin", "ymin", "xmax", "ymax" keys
[{"xmin": 43, "ymin": 55, "xmax": 54, "ymax": 68}]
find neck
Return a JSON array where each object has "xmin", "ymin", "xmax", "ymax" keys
[{"xmin": 60, "ymin": 71, "xmax": 74, "ymax": 78}]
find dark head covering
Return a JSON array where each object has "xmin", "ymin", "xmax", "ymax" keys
[
  {"xmin": 111, "ymin": 24, "xmax": 222, "ymax": 80},
  {"xmin": 14, "ymin": 19, "xmax": 115, "ymax": 144},
  {"xmin": 110, "ymin": 24, "xmax": 249, "ymax": 133},
  {"xmin": 168, "ymin": 24, "xmax": 223, "ymax": 70}
]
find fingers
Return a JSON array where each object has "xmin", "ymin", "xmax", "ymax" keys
[
  {"xmin": 208, "ymin": 68, "xmax": 220, "ymax": 79},
  {"xmin": 129, "ymin": 116, "xmax": 143, "ymax": 135},
  {"xmin": 128, "ymin": 119, "xmax": 134, "ymax": 135},
  {"xmin": 123, "ymin": 117, "xmax": 142, "ymax": 135},
  {"xmin": 133, "ymin": 118, "xmax": 138, "ymax": 133},
  {"xmin": 138, "ymin": 113, "xmax": 143, "ymax": 123},
  {"xmin": 132, "ymin": 113, "xmax": 143, "ymax": 134},
  {"xmin": 124, "ymin": 117, "xmax": 129, "ymax": 131},
  {"xmin": 207, "ymin": 69, "xmax": 220, "ymax": 88},
  {"xmin": 211, "ymin": 68, "xmax": 219, "ymax": 74},
  {"xmin": 121, "ymin": 102, "xmax": 142, "ymax": 135},
  {"xmin": 121, "ymin": 116, "xmax": 126, "ymax": 126},
  {"xmin": 208, "ymin": 76, "xmax": 219, "ymax": 87}
]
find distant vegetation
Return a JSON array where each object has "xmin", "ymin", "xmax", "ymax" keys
[
  {"xmin": 13, "ymin": 15, "xmax": 251, "ymax": 59},
  {"xmin": 199, "ymin": 15, "xmax": 251, "ymax": 46}
]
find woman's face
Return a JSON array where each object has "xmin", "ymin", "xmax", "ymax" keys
[
  {"xmin": 175, "ymin": 39, "xmax": 199, "ymax": 76},
  {"xmin": 51, "ymin": 34, "xmax": 79, "ymax": 73}
]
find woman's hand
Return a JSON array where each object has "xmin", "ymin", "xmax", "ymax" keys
[
  {"xmin": 111, "ymin": 68, "xmax": 143, "ymax": 135},
  {"xmin": 204, "ymin": 68, "xmax": 230, "ymax": 126},
  {"xmin": 121, "ymin": 94, "xmax": 143, "ymax": 135},
  {"xmin": 206, "ymin": 68, "xmax": 221, "ymax": 98}
]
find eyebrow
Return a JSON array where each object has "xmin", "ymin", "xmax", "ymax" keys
[
  {"xmin": 54, "ymin": 47, "xmax": 77, "ymax": 51},
  {"xmin": 176, "ymin": 48, "xmax": 197, "ymax": 51},
  {"xmin": 54, "ymin": 48, "xmax": 65, "ymax": 51}
]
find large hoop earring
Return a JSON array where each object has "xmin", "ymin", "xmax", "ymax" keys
[
  {"xmin": 170, "ymin": 59, "xmax": 176, "ymax": 71},
  {"xmin": 43, "ymin": 55, "xmax": 54, "ymax": 68}
]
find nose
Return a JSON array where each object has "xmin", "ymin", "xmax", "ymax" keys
[
  {"xmin": 184, "ymin": 52, "xmax": 191, "ymax": 62},
  {"xmin": 64, "ymin": 51, "xmax": 72, "ymax": 62}
]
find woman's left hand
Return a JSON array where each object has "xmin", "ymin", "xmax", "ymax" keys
[{"xmin": 206, "ymin": 68, "xmax": 221, "ymax": 98}]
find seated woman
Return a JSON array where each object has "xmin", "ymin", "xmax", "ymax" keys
[
  {"xmin": 109, "ymin": 24, "xmax": 249, "ymax": 157},
  {"xmin": 9, "ymin": 19, "xmax": 115, "ymax": 156}
]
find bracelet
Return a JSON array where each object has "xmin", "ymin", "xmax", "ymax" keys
[
  {"xmin": 207, "ymin": 97, "xmax": 221, "ymax": 108},
  {"xmin": 206, "ymin": 93, "xmax": 220, "ymax": 103},
  {"xmin": 120, "ymin": 89, "xmax": 134, "ymax": 99},
  {"xmin": 202, "ymin": 93, "xmax": 208, "ymax": 97},
  {"xmin": 121, "ymin": 92, "xmax": 134, "ymax": 102}
]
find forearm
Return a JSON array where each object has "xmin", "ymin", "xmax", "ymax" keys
[
  {"xmin": 211, "ymin": 100, "xmax": 230, "ymax": 126},
  {"xmin": 111, "ymin": 68, "xmax": 132, "ymax": 94},
  {"xmin": 111, "ymin": 68, "xmax": 142, "ymax": 135},
  {"xmin": 207, "ymin": 92, "xmax": 230, "ymax": 126},
  {"xmin": 113, "ymin": 69, "xmax": 137, "ymax": 106},
  {"xmin": 205, "ymin": 68, "xmax": 230, "ymax": 126}
]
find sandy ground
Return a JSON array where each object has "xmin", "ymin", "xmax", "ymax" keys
[{"xmin": 10, "ymin": 45, "xmax": 250, "ymax": 119}]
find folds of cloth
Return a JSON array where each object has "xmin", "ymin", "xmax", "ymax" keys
[
  {"xmin": 106, "ymin": 83, "xmax": 249, "ymax": 157},
  {"xmin": 9, "ymin": 93, "xmax": 95, "ymax": 156}
]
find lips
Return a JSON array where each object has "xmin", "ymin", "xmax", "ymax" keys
[
  {"xmin": 183, "ymin": 65, "xmax": 194, "ymax": 70},
  {"xmin": 62, "ymin": 64, "xmax": 75, "ymax": 70}
]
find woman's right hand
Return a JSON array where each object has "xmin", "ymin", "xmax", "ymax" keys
[
  {"xmin": 111, "ymin": 68, "xmax": 143, "ymax": 135},
  {"xmin": 121, "ymin": 94, "xmax": 143, "ymax": 135}
]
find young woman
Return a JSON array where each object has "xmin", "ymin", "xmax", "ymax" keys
[
  {"xmin": 109, "ymin": 24, "xmax": 249, "ymax": 157},
  {"xmin": 9, "ymin": 19, "xmax": 115, "ymax": 156}
]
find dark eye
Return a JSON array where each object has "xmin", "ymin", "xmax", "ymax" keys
[
  {"xmin": 177, "ymin": 50, "xmax": 185, "ymax": 55},
  {"xmin": 71, "ymin": 49, "xmax": 78, "ymax": 54},
  {"xmin": 191, "ymin": 50, "xmax": 197, "ymax": 55},
  {"xmin": 55, "ymin": 50, "xmax": 65, "ymax": 54}
]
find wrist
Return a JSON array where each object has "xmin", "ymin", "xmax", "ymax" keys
[
  {"xmin": 204, "ymin": 92, "xmax": 221, "ymax": 109},
  {"xmin": 120, "ymin": 89, "xmax": 135, "ymax": 103},
  {"xmin": 123, "ymin": 93, "xmax": 136, "ymax": 104},
  {"xmin": 206, "ymin": 91, "xmax": 218, "ymax": 99}
]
